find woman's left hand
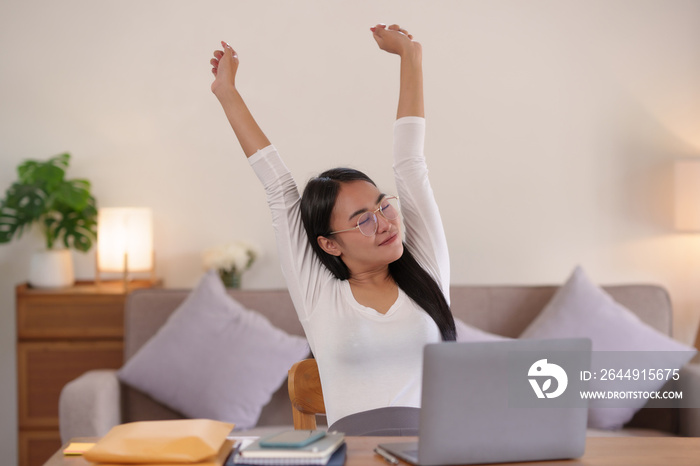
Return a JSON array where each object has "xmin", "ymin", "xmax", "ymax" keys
[
  {"xmin": 210, "ymin": 41, "xmax": 240, "ymax": 98},
  {"xmin": 371, "ymin": 24, "xmax": 421, "ymax": 60}
]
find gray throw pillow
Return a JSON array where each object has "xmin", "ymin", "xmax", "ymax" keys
[
  {"xmin": 519, "ymin": 265, "xmax": 696, "ymax": 430},
  {"xmin": 118, "ymin": 270, "xmax": 310, "ymax": 430}
]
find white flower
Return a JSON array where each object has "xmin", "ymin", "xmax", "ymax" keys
[{"xmin": 203, "ymin": 240, "xmax": 259, "ymax": 273}]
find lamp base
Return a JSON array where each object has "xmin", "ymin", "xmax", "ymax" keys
[{"xmin": 95, "ymin": 250, "xmax": 157, "ymax": 292}]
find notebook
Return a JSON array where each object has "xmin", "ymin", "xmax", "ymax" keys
[
  {"xmin": 230, "ymin": 444, "xmax": 346, "ymax": 466},
  {"xmin": 233, "ymin": 433, "xmax": 345, "ymax": 465},
  {"xmin": 379, "ymin": 338, "xmax": 591, "ymax": 465}
]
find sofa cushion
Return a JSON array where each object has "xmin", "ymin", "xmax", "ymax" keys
[
  {"xmin": 118, "ymin": 270, "xmax": 310, "ymax": 430},
  {"xmin": 455, "ymin": 318, "xmax": 509, "ymax": 342},
  {"xmin": 519, "ymin": 265, "xmax": 696, "ymax": 430}
]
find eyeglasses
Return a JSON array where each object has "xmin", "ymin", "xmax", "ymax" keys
[{"xmin": 328, "ymin": 196, "xmax": 400, "ymax": 237}]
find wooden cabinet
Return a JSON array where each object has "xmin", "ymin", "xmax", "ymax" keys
[{"xmin": 16, "ymin": 280, "xmax": 158, "ymax": 466}]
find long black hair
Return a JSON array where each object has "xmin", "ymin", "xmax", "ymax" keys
[{"xmin": 300, "ymin": 167, "xmax": 456, "ymax": 341}]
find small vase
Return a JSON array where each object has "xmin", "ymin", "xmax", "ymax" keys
[
  {"xmin": 28, "ymin": 249, "xmax": 75, "ymax": 288},
  {"xmin": 219, "ymin": 269, "xmax": 241, "ymax": 289}
]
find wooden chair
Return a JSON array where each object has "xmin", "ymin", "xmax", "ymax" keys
[{"xmin": 288, "ymin": 358, "xmax": 325, "ymax": 430}]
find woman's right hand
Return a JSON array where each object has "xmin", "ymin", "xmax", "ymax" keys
[
  {"xmin": 210, "ymin": 41, "xmax": 239, "ymax": 97},
  {"xmin": 371, "ymin": 24, "xmax": 421, "ymax": 62}
]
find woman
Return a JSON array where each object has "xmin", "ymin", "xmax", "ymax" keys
[{"xmin": 210, "ymin": 23, "xmax": 455, "ymax": 433}]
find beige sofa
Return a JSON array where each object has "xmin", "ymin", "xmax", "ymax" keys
[{"xmin": 59, "ymin": 284, "xmax": 700, "ymax": 443}]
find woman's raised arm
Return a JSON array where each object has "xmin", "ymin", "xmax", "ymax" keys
[
  {"xmin": 374, "ymin": 25, "xmax": 450, "ymax": 295},
  {"xmin": 371, "ymin": 24, "xmax": 424, "ymax": 119},
  {"xmin": 211, "ymin": 42, "xmax": 271, "ymax": 157}
]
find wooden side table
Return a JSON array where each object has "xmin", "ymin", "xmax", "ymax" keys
[{"xmin": 16, "ymin": 280, "xmax": 159, "ymax": 466}]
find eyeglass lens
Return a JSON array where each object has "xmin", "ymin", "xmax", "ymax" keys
[{"xmin": 357, "ymin": 197, "xmax": 400, "ymax": 236}]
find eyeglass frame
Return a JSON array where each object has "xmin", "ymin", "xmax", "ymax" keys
[{"xmin": 328, "ymin": 195, "xmax": 400, "ymax": 236}]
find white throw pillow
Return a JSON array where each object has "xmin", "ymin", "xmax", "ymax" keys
[
  {"xmin": 455, "ymin": 318, "xmax": 510, "ymax": 342},
  {"xmin": 118, "ymin": 270, "xmax": 310, "ymax": 430},
  {"xmin": 519, "ymin": 265, "xmax": 696, "ymax": 430}
]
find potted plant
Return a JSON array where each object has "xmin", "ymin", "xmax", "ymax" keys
[{"xmin": 0, "ymin": 153, "xmax": 97, "ymax": 287}]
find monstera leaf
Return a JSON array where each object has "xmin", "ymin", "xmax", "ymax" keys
[
  {"xmin": 0, "ymin": 182, "xmax": 47, "ymax": 242},
  {"xmin": 46, "ymin": 196, "xmax": 98, "ymax": 252},
  {"xmin": 0, "ymin": 153, "xmax": 97, "ymax": 251},
  {"xmin": 18, "ymin": 153, "xmax": 68, "ymax": 188},
  {"xmin": 52, "ymin": 179, "xmax": 92, "ymax": 212}
]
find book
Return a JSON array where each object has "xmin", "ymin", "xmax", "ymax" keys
[
  {"xmin": 259, "ymin": 430, "xmax": 326, "ymax": 448},
  {"xmin": 238, "ymin": 433, "xmax": 344, "ymax": 459},
  {"xmin": 231, "ymin": 442, "xmax": 346, "ymax": 466}
]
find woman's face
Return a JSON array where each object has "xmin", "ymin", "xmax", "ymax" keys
[{"xmin": 321, "ymin": 180, "xmax": 403, "ymax": 272}]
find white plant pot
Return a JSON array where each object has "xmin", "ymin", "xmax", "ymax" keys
[{"xmin": 28, "ymin": 249, "xmax": 75, "ymax": 288}]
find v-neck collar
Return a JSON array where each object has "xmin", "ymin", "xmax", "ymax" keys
[{"xmin": 341, "ymin": 280, "xmax": 406, "ymax": 317}]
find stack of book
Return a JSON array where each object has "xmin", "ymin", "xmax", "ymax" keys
[{"xmin": 231, "ymin": 432, "xmax": 346, "ymax": 466}]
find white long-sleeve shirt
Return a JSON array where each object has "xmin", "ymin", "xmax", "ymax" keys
[{"xmin": 249, "ymin": 117, "xmax": 450, "ymax": 426}]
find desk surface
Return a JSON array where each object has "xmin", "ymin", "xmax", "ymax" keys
[{"xmin": 45, "ymin": 436, "xmax": 700, "ymax": 466}]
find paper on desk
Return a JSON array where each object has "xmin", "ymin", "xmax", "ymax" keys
[{"xmin": 63, "ymin": 443, "xmax": 95, "ymax": 456}]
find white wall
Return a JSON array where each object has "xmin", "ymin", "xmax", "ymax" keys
[{"xmin": 2, "ymin": 0, "xmax": 700, "ymax": 462}]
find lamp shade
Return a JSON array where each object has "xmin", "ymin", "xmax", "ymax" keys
[
  {"xmin": 97, "ymin": 207, "xmax": 153, "ymax": 272},
  {"xmin": 675, "ymin": 160, "xmax": 700, "ymax": 232}
]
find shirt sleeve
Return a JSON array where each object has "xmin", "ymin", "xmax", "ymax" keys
[
  {"xmin": 392, "ymin": 117, "xmax": 451, "ymax": 304},
  {"xmin": 248, "ymin": 145, "xmax": 333, "ymax": 321}
]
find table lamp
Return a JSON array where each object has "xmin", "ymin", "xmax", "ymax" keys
[
  {"xmin": 675, "ymin": 159, "xmax": 700, "ymax": 232},
  {"xmin": 96, "ymin": 207, "xmax": 155, "ymax": 289},
  {"xmin": 674, "ymin": 159, "xmax": 700, "ymax": 354}
]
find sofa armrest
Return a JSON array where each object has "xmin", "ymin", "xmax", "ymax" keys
[
  {"xmin": 59, "ymin": 369, "xmax": 123, "ymax": 443},
  {"xmin": 679, "ymin": 363, "xmax": 700, "ymax": 436}
]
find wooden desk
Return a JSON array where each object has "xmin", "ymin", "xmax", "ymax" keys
[{"xmin": 44, "ymin": 436, "xmax": 700, "ymax": 465}]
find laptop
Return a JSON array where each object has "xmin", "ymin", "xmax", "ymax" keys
[{"xmin": 379, "ymin": 338, "xmax": 591, "ymax": 465}]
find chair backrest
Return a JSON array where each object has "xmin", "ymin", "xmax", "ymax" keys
[{"xmin": 288, "ymin": 359, "xmax": 325, "ymax": 430}]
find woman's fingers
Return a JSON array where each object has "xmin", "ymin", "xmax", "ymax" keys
[
  {"xmin": 211, "ymin": 50, "xmax": 223, "ymax": 75},
  {"xmin": 211, "ymin": 44, "xmax": 238, "ymax": 71},
  {"xmin": 220, "ymin": 41, "xmax": 239, "ymax": 58},
  {"xmin": 388, "ymin": 24, "xmax": 410, "ymax": 35},
  {"xmin": 374, "ymin": 23, "xmax": 413, "ymax": 39},
  {"xmin": 392, "ymin": 25, "xmax": 411, "ymax": 38}
]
